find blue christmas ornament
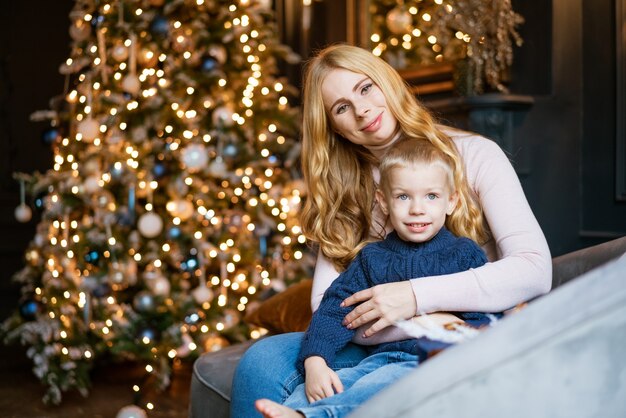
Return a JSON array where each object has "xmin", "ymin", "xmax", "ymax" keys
[
  {"xmin": 134, "ymin": 291, "xmax": 156, "ymax": 312},
  {"xmin": 90, "ymin": 12, "xmax": 105, "ymax": 28},
  {"xmin": 41, "ymin": 127, "xmax": 61, "ymax": 145},
  {"xmin": 85, "ymin": 250, "xmax": 101, "ymax": 264},
  {"xmin": 259, "ymin": 235, "xmax": 268, "ymax": 257},
  {"xmin": 181, "ymin": 255, "xmax": 199, "ymax": 272},
  {"xmin": 184, "ymin": 312, "xmax": 200, "ymax": 325},
  {"xmin": 150, "ymin": 15, "xmax": 169, "ymax": 36},
  {"xmin": 92, "ymin": 282, "xmax": 112, "ymax": 298},
  {"xmin": 200, "ymin": 55, "xmax": 218, "ymax": 73},
  {"xmin": 33, "ymin": 190, "xmax": 47, "ymax": 212},
  {"xmin": 223, "ymin": 143, "xmax": 238, "ymax": 158},
  {"xmin": 152, "ymin": 162, "xmax": 167, "ymax": 179},
  {"xmin": 19, "ymin": 299, "xmax": 39, "ymax": 321},
  {"xmin": 167, "ymin": 226, "xmax": 181, "ymax": 239},
  {"xmin": 137, "ymin": 327, "xmax": 159, "ymax": 342},
  {"xmin": 116, "ymin": 210, "xmax": 134, "ymax": 227},
  {"xmin": 268, "ymin": 155, "xmax": 278, "ymax": 164}
]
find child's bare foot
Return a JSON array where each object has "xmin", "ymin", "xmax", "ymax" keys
[{"xmin": 255, "ymin": 399, "xmax": 304, "ymax": 418}]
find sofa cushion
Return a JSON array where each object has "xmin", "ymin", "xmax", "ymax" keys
[{"xmin": 244, "ymin": 279, "xmax": 312, "ymax": 334}]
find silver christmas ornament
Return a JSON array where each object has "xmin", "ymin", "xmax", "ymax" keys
[
  {"xmin": 133, "ymin": 290, "xmax": 156, "ymax": 312},
  {"xmin": 181, "ymin": 143, "xmax": 209, "ymax": 172}
]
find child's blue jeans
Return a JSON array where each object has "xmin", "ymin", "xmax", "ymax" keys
[{"xmin": 284, "ymin": 350, "xmax": 419, "ymax": 418}]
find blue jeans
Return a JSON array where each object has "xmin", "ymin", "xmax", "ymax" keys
[
  {"xmin": 284, "ymin": 351, "xmax": 418, "ymax": 418},
  {"xmin": 231, "ymin": 332, "xmax": 368, "ymax": 417}
]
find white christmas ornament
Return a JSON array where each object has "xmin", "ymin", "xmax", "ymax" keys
[
  {"xmin": 137, "ymin": 212, "xmax": 163, "ymax": 238},
  {"xmin": 121, "ymin": 74, "xmax": 141, "ymax": 95},
  {"xmin": 192, "ymin": 285, "xmax": 213, "ymax": 304},
  {"xmin": 77, "ymin": 118, "xmax": 100, "ymax": 142},
  {"xmin": 150, "ymin": 276, "xmax": 171, "ymax": 296},
  {"xmin": 181, "ymin": 143, "xmax": 209, "ymax": 172},
  {"xmin": 83, "ymin": 176, "xmax": 101, "ymax": 194},
  {"xmin": 386, "ymin": 7, "xmax": 413, "ymax": 35},
  {"xmin": 14, "ymin": 204, "xmax": 32, "ymax": 223},
  {"xmin": 208, "ymin": 157, "xmax": 227, "ymax": 178},
  {"xmin": 212, "ymin": 105, "xmax": 235, "ymax": 127},
  {"xmin": 116, "ymin": 405, "xmax": 147, "ymax": 418}
]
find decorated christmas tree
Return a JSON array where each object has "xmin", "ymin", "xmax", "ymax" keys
[{"xmin": 3, "ymin": 0, "xmax": 312, "ymax": 406}]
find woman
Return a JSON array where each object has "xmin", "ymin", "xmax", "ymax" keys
[{"xmin": 231, "ymin": 44, "xmax": 551, "ymax": 417}]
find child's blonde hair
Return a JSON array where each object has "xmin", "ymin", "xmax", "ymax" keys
[
  {"xmin": 378, "ymin": 138, "xmax": 487, "ymax": 242},
  {"xmin": 379, "ymin": 138, "xmax": 455, "ymax": 194}
]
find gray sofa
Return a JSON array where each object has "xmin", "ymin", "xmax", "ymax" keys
[{"xmin": 189, "ymin": 236, "xmax": 626, "ymax": 418}]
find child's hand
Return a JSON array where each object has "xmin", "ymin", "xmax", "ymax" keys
[{"xmin": 303, "ymin": 356, "xmax": 344, "ymax": 403}]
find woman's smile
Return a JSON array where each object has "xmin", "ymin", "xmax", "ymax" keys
[{"xmin": 360, "ymin": 113, "xmax": 384, "ymax": 132}]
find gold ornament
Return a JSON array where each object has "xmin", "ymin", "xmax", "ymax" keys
[
  {"xmin": 138, "ymin": 48, "xmax": 158, "ymax": 67},
  {"xmin": 166, "ymin": 199, "xmax": 195, "ymax": 220},
  {"xmin": 69, "ymin": 20, "xmax": 91, "ymax": 42},
  {"xmin": 386, "ymin": 6, "xmax": 412, "ymax": 35},
  {"xmin": 111, "ymin": 44, "xmax": 129, "ymax": 62}
]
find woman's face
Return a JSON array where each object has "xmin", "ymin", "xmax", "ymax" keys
[{"xmin": 321, "ymin": 68, "xmax": 400, "ymax": 157}]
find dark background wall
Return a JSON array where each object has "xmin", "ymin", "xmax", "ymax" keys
[
  {"xmin": 0, "ymin": 1, "xmax": 74, "ymax": 317},
  {"xmin": 1, "ymin": 0, "xmax": 625, "ymax": 316},
  {"xmin": 511, "ymin": 0, "xmax": 626, "ymax": 255}
]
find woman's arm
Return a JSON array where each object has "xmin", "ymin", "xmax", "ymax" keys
[
  {"xmin": 407, "ymin": 135, "xmax": 552, "ymax": 313},
  {"xmin": 343, "ymin": 135, "xmax": 552, "ymax": 339},
  {"xmin": 310, "ymin": 251, "xmax": 340, "ymax": 312}
]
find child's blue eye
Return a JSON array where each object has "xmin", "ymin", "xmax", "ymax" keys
[
  {"xmin": 398, "ymin": 194, "xmax": 409, "ymax": 200},
  {"xmin": 426, "ymin": 193, "xmax": 437, "ymax": 200},
  {"xmin": 336, "ymin": 104, "xmax": 348, "ymax": 114},
  {"xmin": 361, "ymin": 83, "xmax": 372, "ymax": 94}
]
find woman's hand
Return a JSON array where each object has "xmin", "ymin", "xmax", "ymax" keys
[{"xmin": 341, "ymin": 281, "xmax": 417, "ymax": 338}]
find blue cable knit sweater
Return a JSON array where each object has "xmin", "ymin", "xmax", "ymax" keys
[{"xmin": 297, "ymin": 228, "xmax": 490, "ymax": 374}]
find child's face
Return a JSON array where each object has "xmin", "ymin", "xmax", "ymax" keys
[{"xmin": 376, "ymin": 162, "xmax": 458, "ymax": 243}]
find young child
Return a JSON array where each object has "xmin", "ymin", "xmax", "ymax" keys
[{"xmin": 256, "ymin": 138, "xmax": 496, "ymax": 418}]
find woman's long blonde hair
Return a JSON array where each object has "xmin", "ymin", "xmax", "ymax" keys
[{"xmin": 300, "ymin": 44, "xmax": 487, "ymax": 271}]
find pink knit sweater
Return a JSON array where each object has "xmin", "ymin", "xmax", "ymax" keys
[{"xmin": 310, "ymin": 129, "xmax": 552, "ymax": 342}]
